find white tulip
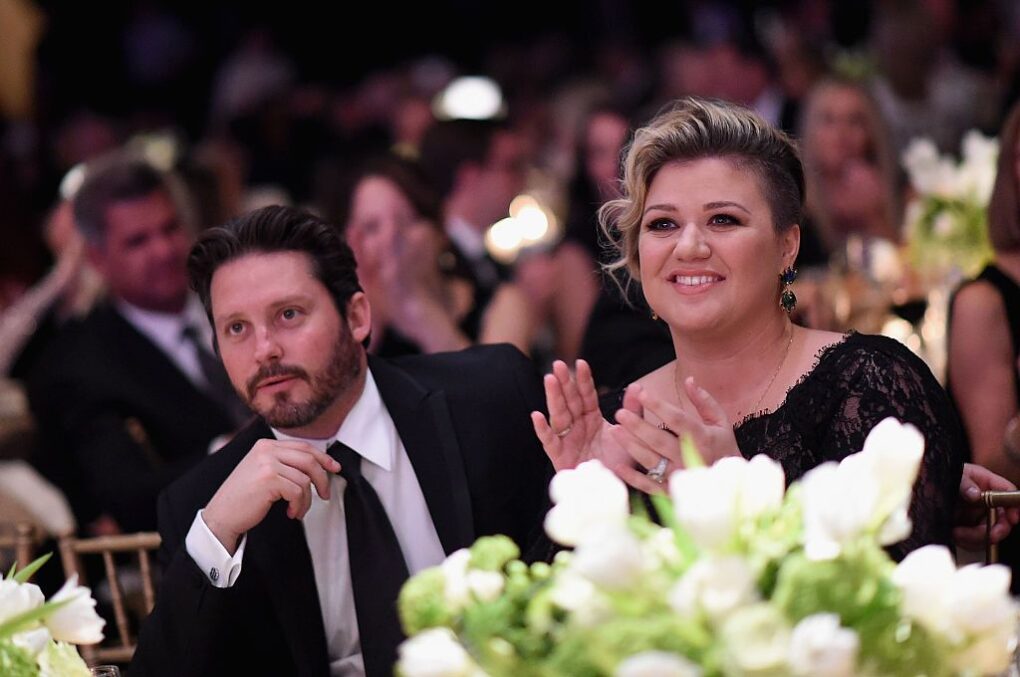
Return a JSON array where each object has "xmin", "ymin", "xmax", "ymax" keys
[
  {"xmin": 0, "ymin": 576, "xmax": 45, "ymax": 625},
  {"xmin": 894, "ymin": 545, "xmax": 1018, "ymax": 673},
  {"xmin": 396, "ymin": 627, "xmax": 486, "ymax": 677},
  {"xmin": 802, "ymin": 418, "xmax": 923, "ymax": 559},
  {"xmin": 440, "ymin": 549, "xmax": 472, "ymax": 610},
  {"xmin": 465, "ymin": 570, "xmax": 504, "ymax": 602},
  {"xmin": 615, "ymin": 651, "xmax": 702, "ymax": 677},
  {"xmin": 891, "ymin": 545, "xmax": 956, "ymax": 636},
  {"xmin": 788, "ymin": 614, "xmax": 859, "ymax": 677},
  {"xmin": 11, "ymin": 626, "xmax": 52, "ymax": 656},
  {"xmin": 947, "ymin": 563, "xmax": 1017, "ymax": 673},
  {"xmin": 545, "ymin": 460, "xmax": 629, "ymax": 547},
  {"xmin": 719, "ymin": 603, "xmax": 791, "ymax": 675},
  {"xmin": 669, "ymin": 455, "xmax": 785, "ymax": 551},
  {"xmin": 44, "ymin": 575, "xmax": 105, "ymax": 645},
  {"xmin": 570, "ymin": 524, "xmax": 645, "ymax": 590},
  {"xmin": 668, "ymin": 556, "xmax": 758, "ymax": 623},
  {"xmin": 548, "ymin": 570, "xmax": 610, "ymax": 627}
]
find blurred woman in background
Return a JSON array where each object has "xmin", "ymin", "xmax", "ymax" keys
[{"xmin": 344, "ymin": 155, "xmax": 533, "ymax": 356}]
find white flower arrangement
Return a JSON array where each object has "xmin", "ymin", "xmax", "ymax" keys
[
  {"xmin": 902, "ymin": 130, "xmax": 998, "ymax": 280},
  {"xmin": 0, "ymin": 555, "xmax": 105, "ymax": 676},
  {"xmin": 397, "ymin": 417, "xmax": 1018, "ymax": 677}
]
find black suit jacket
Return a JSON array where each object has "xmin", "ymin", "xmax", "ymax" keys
[
  {"xmin": 130, "ymin": 344, "xmax": 551, "ymax": 677},
  {"xmin": 27, "ymin": 304, "xmax": 237, "ymax": 531}
]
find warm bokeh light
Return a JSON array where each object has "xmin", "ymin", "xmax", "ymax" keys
[{"xmin": 432, "ymin": 76, "xmax": 504, "ymax": 121}]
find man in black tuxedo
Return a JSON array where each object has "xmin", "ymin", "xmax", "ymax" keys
[
  {"xmin": 131, "ymin": 206, "xmax": 551, "ymax": 677},
  {"xmin": 27, "ymin": 156, "xmax": 246, "ymax": 534}
]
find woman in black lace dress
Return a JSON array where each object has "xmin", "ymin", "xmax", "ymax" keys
[{"xmin": 531, "ymin": 98, "xmax": 963, "ymax": 560}]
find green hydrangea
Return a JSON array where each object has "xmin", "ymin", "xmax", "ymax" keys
[
  {"xmin": 0, "ymin": 639, "xmax": 39, "ymax": 677},
  {"xmin": 468, "ymin": 536, "xmax": 519, "ymax": 571},
  {"xmin": 398, "ymin": 567, "xmax": 452, "ymax": 635}
]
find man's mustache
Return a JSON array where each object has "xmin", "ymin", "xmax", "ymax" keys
[{"xmin": 246, "ymin": 363, "xmax": 309, "ymax": 399}]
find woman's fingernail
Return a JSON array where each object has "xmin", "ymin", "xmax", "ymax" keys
[{"xmin": 966, "ymin": 486, "xmax": 980, "ymax": 500}]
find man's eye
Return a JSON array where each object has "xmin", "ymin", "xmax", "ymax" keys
[{"xmin": 281, "ymin": 308, "xmax": 299, "ymax": 321}]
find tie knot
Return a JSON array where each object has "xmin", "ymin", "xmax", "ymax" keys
[{"xmin": 328, "ymin": 441, "xmax": 362, "ymax": 481}]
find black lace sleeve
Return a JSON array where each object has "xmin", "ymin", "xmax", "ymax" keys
[
  {"xmin": 822, "ymin": 335, "xmax": 963, "ymax": 559},
  {"xmin": 736, "ymin": 333, "xmax": 963, "ymax": 560}
]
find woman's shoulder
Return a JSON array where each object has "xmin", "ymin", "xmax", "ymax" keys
[{"xmin": 811, "ymin": 331, "xmax": 940, "ymax": 393}]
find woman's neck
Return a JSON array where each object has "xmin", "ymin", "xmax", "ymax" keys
[{"xmin": 669, "ymin": 315, "xmax": 793, "ymax": 417}]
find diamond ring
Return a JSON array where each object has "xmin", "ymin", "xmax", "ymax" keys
[{"xmin": 646, "ymin": 456, "xmax": 669, "ymax": 483}]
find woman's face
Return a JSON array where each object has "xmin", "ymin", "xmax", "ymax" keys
[
  {"xmin": 806, "ymin": 86, "xmax": 873, "ymax": 173},
  {"xmin": 584, "ymin": 112, "xmax": 629, "ymax": 198},
  {"xmin": 637, "ymin": 158, "xmax": 798, "ymax": 336},
  {"xmin": 346, "ymin": 175, "xmax": 436, "ymax": 276}
]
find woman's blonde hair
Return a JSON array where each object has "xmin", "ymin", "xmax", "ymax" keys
[
  {"xmin": 799, "ymin": 77, "xmax": 901, "ymax": 247},
  {"xmin": 600, "ymin": 97, "xmax": 804, "ymax": 282},
  {"xmin": 988, "ymin": 101, "xmax": 1020, "ymax": 252}
]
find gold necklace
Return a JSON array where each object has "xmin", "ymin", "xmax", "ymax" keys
[{"xmin": 673, "ymin": 325, "xmax": 795, "ymax": 419}]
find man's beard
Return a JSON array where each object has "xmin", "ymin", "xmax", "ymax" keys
[{"xmin": 243, "ymin": 331, "xmax": 361, "ymax": 429}]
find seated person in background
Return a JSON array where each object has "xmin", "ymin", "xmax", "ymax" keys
[
  {"xmin": 27, "ymin": 154, "xmax": 249, "ymax": 534},
  {"xmin": 132, "ymin": 206, "xmax": 551, "ymax": 676},
  {"xmin": 949, "ymin": 99, "xmax": 1020, "ymax": 586},
  {"xmin": 532, "ymin": 98, "xmax": 963, "ymax": 561},
  {"xmin": 344, "ymin": 155, "xmax": 532, "ymax": 356}
]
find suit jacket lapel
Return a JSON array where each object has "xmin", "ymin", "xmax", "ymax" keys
[
  {"xmin": 240, "ymin": 420, "xmax": 330, "ymax": 677},
  {"xmin": 369, "ymin": 356, "xmax": 475, "ymax": 554}
]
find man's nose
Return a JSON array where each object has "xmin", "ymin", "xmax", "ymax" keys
[{"xmin": 253, "ymin": 326, "xmax": 283, "ymax": 363}]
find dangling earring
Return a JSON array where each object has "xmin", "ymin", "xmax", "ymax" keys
[{"xmin": 779, "ymin": 267, "xmax": 797, "ymax": 313}]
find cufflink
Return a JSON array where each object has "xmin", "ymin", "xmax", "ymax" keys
[{"xmin": 210, "ymin": 567, "xmax": 220, "ymax": 583}]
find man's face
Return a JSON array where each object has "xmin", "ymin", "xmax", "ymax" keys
[
  {"xmin": 89, "ymin": 190, "xmax": 190, "ymax": 313},
  {"xmin": 210, "ymin": 251, "xmax": 370, "ymax": 437}
]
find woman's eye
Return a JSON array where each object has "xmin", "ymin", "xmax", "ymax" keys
[
  {"xmin": 644, "ymin": 218, "xmax": 676, "ymax": 232},
  {"xmin": 709, "ymin": 213, "xmax": 741, "ymax": 226},
  {"xmin": 281, "ymin": 308, "xmax": 298, "ymax": 321},
  {"xmin": 227, "ymin": 322, "xmax": 245, "ymax": 336}
]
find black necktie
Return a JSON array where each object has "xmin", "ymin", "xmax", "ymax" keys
[
  {"xmin": 328, "ymin": 441, "xmax": 410, "ymax": 677},
  {"xmin": 181, "ymin": 325, "xmax": 249, "ymax": 427}
]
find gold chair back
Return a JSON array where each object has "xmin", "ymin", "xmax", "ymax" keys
[
  {"xmin": 57, "ymin": 532, "xmax": 161, "ymax": 666},
  {"xmin": 0, "ymin": 522, "xmax": 37, "ymax": 571},
  {"xmin": 983, "ymin": 490, "xmax": 1020, "ymax": 564}
]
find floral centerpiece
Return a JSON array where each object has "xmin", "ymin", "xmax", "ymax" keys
[
  {"xmin": 396, "ymin": 419, "xmax": 1017, "ymax": 676},
  {"xmin": 0, "ymin": 555, "xmax": 105, "ymax": 676},
  {"xmin": 902, "ymin": 131, "xmax": 998, "ymax": 282}
]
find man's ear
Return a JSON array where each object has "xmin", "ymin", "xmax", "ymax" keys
[{"xmin": 345, "ymin": 292, "xmax": 372, "ymax": 344}]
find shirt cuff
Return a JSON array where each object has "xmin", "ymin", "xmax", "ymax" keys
[{"xmin": 184, "ymin": 510, "xmax": 247, "ymax": 588}]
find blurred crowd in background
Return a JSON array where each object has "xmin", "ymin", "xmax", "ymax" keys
[{"xmin": 3, "ymin": 0, "xmax": 1020, "ymax": 543}]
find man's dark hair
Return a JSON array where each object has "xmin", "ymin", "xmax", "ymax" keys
[
  {"xmin": 73, "ymin": 155, "xmax": 169, "ymax": 243},
  {"xmin": 417, "ymin": 118, "xmax": 505, "ymax": 198},
  {"xmin": 188, "ymin": 205, "xmax": 362, "ymax": 328}
]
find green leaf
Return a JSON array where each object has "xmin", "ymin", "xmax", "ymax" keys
[
  {"xmin": 0, "ymin": 598, "xmax": 73, "ymax": 641},
  {"xmin": 679, "ymin": 434, "xmax": 705, "ymax": 469},
  {"xmin": 12, "ymin": 554, "xmax": 52, "ymax": 584}
]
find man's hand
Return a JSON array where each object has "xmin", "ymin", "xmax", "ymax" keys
[
  {"xmin": 202, "ymin": 439, "xmax": 340, "ymax": 554},
  {"xmin": 955, "ymin": 462, "xmax": 1020, "ymax": 550}
]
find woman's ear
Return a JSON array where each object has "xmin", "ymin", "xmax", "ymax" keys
[{"xmin": 780, "ymin": 224, "xmax": 801, "ymax": 271}]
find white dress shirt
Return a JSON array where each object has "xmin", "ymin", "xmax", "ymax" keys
[
  {"xmin": 185, "ymin": 368, "xmax": 446, "ymax": 677},
  {"xmin": 116, "ymin": 295, "xmax": 216, "ymax": 390}
]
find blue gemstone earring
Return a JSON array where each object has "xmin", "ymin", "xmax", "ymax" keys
[{"xmin": 779, "ymin": 267, "xmax": 797, "ymax": 313}]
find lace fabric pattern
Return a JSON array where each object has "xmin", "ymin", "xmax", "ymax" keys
[{"xmin": 734, "ymin": 332, "xmax": 964, "ymax": 560}]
